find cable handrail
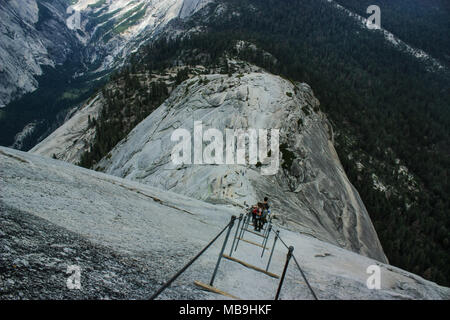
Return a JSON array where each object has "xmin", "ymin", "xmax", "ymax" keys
[
  {"xmin": 149, "ymin": 216, "xmax": 236, "ymax": 300},
  {"xmin": 292, "ymin": 255, "xmax": 319, "ymax": 300},
  {"xmin": 148, "ymin": 210, "xmax": 318, "ymax": 301},
  {"xmin": 269, "ymin": 227, "xmax": 319, "ymax": 300},
  {"xmin": 272, "ymin": 228, "xmax": 290, "ymax": 250}
]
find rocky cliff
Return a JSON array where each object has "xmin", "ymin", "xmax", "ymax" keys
[
  {"xmin": 0, "ymin": 0, "xmax": 80, "ymax": 108},
  {"xmin": 79, "ymin": 63, "xmax": 387, "ymax": 263},
  {"xmin": 0, "ymin": 0, "xmax": 211, "ymax": 108},
  {"xmin": 30, "ymin": 93, "xmax": 104, "ymax": 163}
]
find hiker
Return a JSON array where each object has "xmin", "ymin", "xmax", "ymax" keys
[
  {"xmin": 263, "ymin": 197, "xmax": 269, "ymax": 208},
  {"xmin": 254, "ymin": 202, "xmax": 264, "ymax": 231},
  {"xmin": 260, "ymin": 197, "xmax": 271, "ymax": 229},
  {"xmin": 250, "ymin": 205, "xmax": 258, "ymax": 225}
]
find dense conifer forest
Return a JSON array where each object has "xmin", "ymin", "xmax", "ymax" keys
[{"xmin": 78, "ymin": 70, "xmax": 169, "ymax": 168}]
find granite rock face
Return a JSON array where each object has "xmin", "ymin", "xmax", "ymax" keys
[
  {"xmin": 0, "ymin": 0, "xmax": 211, "ymax": 108},
  {"xmin": 0, "ymin": 0, "xmax": 80, "ymax": 108},
  {"xmin": 94, "ymin": 67, "xmax": 387, "ymax": 263},
  {"xmin": 0, "ymin": 205, "xmax": 171, "ymax": 300},
  {"xmin": 30, "ymin": 93, "xmax": 104, "ymax": 163},
  {"xmin": 1, "ymin": 146, "xmax": 449, "ymax": 299}
]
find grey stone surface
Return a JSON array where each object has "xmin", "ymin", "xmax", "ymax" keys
[
  {"xmin": 95, "ymin": 67, "xmax": 387, "ymax": 263},
  {"xmin": 0, "ymin": 203, "xmax": 209, "ymax": 300},
  {"xmin": 1, "ymin": 146, "xmax": 449, "ymax": 299}
]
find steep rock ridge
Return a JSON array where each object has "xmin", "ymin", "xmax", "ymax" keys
[
  {"xmin": 95, "ymin": 66, "xmax": 387, "ymax": 263},
  {"xmin": 0, "ymin": 0, "xmax": 80, "ymax": 108},
  {"xmin": 29, "ymin": 65, "xmax": 204, "ymax": 164},
  {"xmin": 1, "ymin": 146, "xmax": 449, "ymax": 299},
  {"xmin": 30, "ymin": 93, "xmax": 103, "ymax": 163}
]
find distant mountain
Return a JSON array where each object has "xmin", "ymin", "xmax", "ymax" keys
[
  {"xmin": 1, "ymin": 0, "xmax": 447, "ymax": 149},
  {"xmin": 0, "ymin": 0, "xmax": 80, "ymax": 108},
  {"xmin": 0, "ymin": 0, "xmax": 211, "ymax": 109},
  {"xmin": 333, "ymin": 0, "xmax": 450, "ymax": 66},
  {"xmin": 0, "ymin": 0, "xmax": 211, "ymax": 149}
]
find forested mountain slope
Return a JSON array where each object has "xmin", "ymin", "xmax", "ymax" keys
[
  {"xmin": 166, "ymin": 0, "xmax": 449, "ymax": 286},
  {"xmin": 89, "ymin": 0, "xmax": 450, "ymax": 285},
  {"xmin": 0, "ymin": 0, "xmax": 210, "ymax": 150},
  {"xmin": 333, "ymin": 0, "xmax": 450, "ymax": 65}
]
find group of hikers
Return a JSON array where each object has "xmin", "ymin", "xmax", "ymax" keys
[{"xmin": 249, "ymin": 197, "xmax": 271, "ymax": 232}]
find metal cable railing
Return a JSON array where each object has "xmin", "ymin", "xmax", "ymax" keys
[
  {"xmin": 229, "ymin": 209, "xmax": 319, "ymax": 300},
  {"xmin": 149, "ymin": 215, "xmax": 236, "ymax": 300},
  {"xmin": 292, "ymin": 255, "xmax": 319, "ymax": 300},
  {"xmin": 148, "ymin": 208, "xmax": 318, "ymax": 301},
  {"xmin": 269, "ymin": 228, "xmax": 319, "ymax": 300}
]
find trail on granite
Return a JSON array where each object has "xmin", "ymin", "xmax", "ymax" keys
[{"xmin": 1, "ymin": 147, "xmax": 449, "ymax": 299}]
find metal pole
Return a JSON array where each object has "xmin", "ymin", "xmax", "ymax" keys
[
  {"xmin": 149, "ymin": 219, "xmax": 233, "ymax": 300},
  {"xmin": 266, "ymin": 223, "xmax": 272, "ymax": 245},
  {"xmin": 240, "ymin": 213, "xmax": 249, "ymax": 238},
  {"xmin": 229, "ymin": 213, "xmax": 243, "ymax": 257},
  {"xmin": 260, "ymin": 223, "xmax": 267, "ymax": 243},
  {"xmin": 261, "ymin": 224, "xmax": 272, "ymax": 257},
  {"xmin": 292, "ymin": 255, "xmax": 319, "ymax": 300},
  {"xmin": 262, "ymin": 222, "xmax": 271, "ymax": 246},
  {"xmin": 266, "ymin": 230, "xmax": 279, "ymax": 272},
  {"xmin": 234, "ymin": 212, "xmax": 249, "ymax": 252},
  {"xmin": 275, "ymin": 246, "xmax": 294, "ymax": 300},
  {"xmin": 234, "ymin": 213, "xmax": 247, "ymax": 252},
  {"xmin": 210, "ymin": 215, "xmax": 236, "ymax": 286},
  {"xmin": 262, "ymin": 216, "xmax": 272, "ymax": 238},
  {"xmin": 243, "ymin": 212, "xmax": 251, "ymax": 234}
]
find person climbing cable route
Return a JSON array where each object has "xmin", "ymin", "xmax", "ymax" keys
[
  {"xmin": 261, "ymin": 197, "xmax": 271, "ymax": 229},
  {"xmin": 254, "ymin": 202, "xmax": 264, "ymax": 231},
  {"xmin": 263, "ymin": 197, "xmax": 270, "ymax": 210},
  {"xmin": 251, "ymin": 204, "xmax": 258, "ymax": 226}
]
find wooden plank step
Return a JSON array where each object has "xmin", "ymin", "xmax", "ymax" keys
[
  {"xmin": 222, "ymin": 254, "xmax": 279, "ymax": 279},
  {"xmin": 244, "ymin": 229, "xmax": 266, "ymax": 237},
  {"xmin": 237, "ymin": 237, "xmax": 268, "ymax": 249},
  {"xmin": 193, "ymin": 281, "xmax": 241, "ymax": 300}
]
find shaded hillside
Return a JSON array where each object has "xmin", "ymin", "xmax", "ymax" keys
[{"xmin": 333, "ymin": 0, "xmax": 450, "ymax": 65}]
